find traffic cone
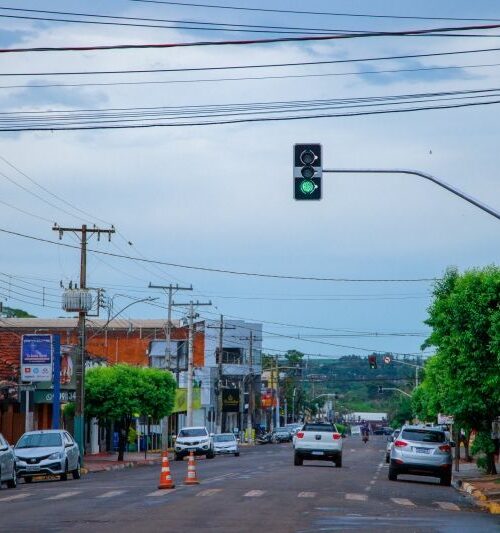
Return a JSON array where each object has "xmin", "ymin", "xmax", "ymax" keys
[
  {"xmin": 183, "ymin": 451, "xmax": 200, "ymax": 485},
  {"xmin": 158, "ymin": 451, "xmax": 175, "ymax": 489}
]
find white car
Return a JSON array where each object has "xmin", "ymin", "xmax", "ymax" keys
[
  {"xmin": 385, "ymin": 428, "xmax": 400, "ymax": 463},
  {"xmin": 213, "ymin": 433, "xmax": 239, "ymax": 456},
  {"xmin": 15, "ymin": 430, "xmax": 81, "ymax": 482},
  {"xmin": 174, "ymin": 427, "xmax": 215, "ymax": 460},
  {"xmin": 294, "ymin": 422, "xmax": 343, "ymax": 467}
]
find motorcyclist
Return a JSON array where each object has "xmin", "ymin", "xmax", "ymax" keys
[{"xmin": 361, "ymin": 421, "xmax": 370, "ymax": 441}]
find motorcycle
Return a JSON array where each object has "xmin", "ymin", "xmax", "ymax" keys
[
  {"xmin": 256, "ymin": 432, "xmax": 273, "ymax": 445},
  {"xmin": 362, "ymin": 435, "xmax": 369, "ymax": 444}
]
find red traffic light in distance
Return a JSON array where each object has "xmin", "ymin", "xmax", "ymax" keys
[{"xmin": 368, "ymin": 355, "xmax": 377, "ymax": 369}]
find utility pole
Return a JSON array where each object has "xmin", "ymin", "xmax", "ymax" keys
[
  {"xmin": 275, "ymin": 356, "xmax": 280, "ymax": 429},
  {"xmin": 247, "ymin": 332, "xmax": 254, "ymax": 443},
  {"xmin": 172, "ymin": 300, "xmax": 211, "ymax": 427},
  {"xmin": 148, "ymin": 283, "xmax": 192, "ymax": 451},
  {"xmin": 54, "ymin": 224, "xmax": 115, "ymax": 459}
]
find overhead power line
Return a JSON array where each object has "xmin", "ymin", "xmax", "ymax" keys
[
  {"xmin": 3, "ymin": 46, "xmax": 498, "ymax": 77},
  {"xmin": 0, "ymin": 226, "xmax": 438, "ymax": 282},
  {"xmin": 129, "ymin": 0, "xmax": 500, "ymax": 23},
  {"xmin": 1, "ymin": 22, "xmax": 500, "ymax": 53}
]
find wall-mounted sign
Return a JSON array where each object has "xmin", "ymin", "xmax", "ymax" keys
[
  {"xmin": 222, "ymin": 388, "xmax": 240, "ymax": 413},
  {"xmin": 21, "ymin": 334, "xmax": 53, "ymax": 382}
]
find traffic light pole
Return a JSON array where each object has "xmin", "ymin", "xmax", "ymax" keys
[{"xmin": 322, "ymin": 168, "xmax": 500, "ymax": 221}]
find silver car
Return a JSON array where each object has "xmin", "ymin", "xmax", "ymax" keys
[
  {"xmin": 213, "ymin": 433, "xmax": 239, "ymax": 456},
  {"xmin": 0, "ymin": 433, "xmax": 17, "ymax": 489},
  {"xmin": 388, "ymin": 425, "xmax": 453, "ymax": 486},
  {"xmin": 15, "ymin": 430, "xmax": 81, "ymax": 483}
]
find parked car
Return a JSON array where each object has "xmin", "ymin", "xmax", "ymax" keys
[
  {"xmin": 272, "ymin": 427, "xmax": 293, "ymax": 443},
  {"xmin": 14, "ymin": 430, "xmax": 81, "ymax": 483},
  {"xmin": 388, "ymin": 425, "xmax": 454, "ymax": 486},
  {"xmin": 213, "ymin": 433, "xmax": 239, "ymax": 456},
  {"xmin": 294, "ymin": 422, "xmax": 343, "ymax": 467},
  {"xmin": 174, "ymin": 427, "xmax": 215, "ymax": 460},
  {"xmin": 285, "ymin": 424, "xmax": 303, "ymax": 437},
  {"xmin": 0, "ymin": 433, "xmax": 17, "ymax": 489},
  {"xmin": 385, "ymin": 428, "xmax": 401, "ymax": 463}
]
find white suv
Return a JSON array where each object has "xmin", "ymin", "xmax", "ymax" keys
[
  {"xmin": 294, "ymin": 422, "xmax": 343, "ymax": 467},
  {"xmin": 174, "ymin": 427, "xmax": 215, "ymax": 460}
]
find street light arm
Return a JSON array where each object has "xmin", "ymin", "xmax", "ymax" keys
[
  {"xmin": 323, "ymin": 168, "xmax": 500, "ymax": 221},
  {"xmin": 381, "ymin": 387, "xmax": 412, "ymax": 398}
]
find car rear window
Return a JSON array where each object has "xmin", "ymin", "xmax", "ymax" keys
[
  {"xmin": 401, "ymin": 429, "xmax": 445, "ymax": 443},
  {"xmin": 303, "ymin": 424, "xmax": 337, "ymax": 433}
]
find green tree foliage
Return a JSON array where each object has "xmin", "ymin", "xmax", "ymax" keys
[
  {"xmin": 1, "ymin": 306, "xmax": 35, "ymax": 318},
  {"xmin": 414, "ymin": 266, "xmax": 500, "ymax": 474},
  {"xmin": 85, "ymin": 364, "xmax": 176, "ymax": 461}
]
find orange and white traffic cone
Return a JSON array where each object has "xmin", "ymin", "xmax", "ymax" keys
[
  {"xmin": 158, "ymin": 451, "xmax": 175, "ymax": 489},
  {"xmin": 183, "ymin": 451, "xmax": 200, "ymax": 485}
]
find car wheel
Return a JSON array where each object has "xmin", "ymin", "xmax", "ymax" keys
[
  {"xmin": 385, "ymin": 454, "xmax": 390, "ymax": 464},
  {"xmin": 234, "ymin": 452, "xmax": 240, "ymax": 457},
  {"xmin": 294, "ymin": 453, "xmax": 303, "ymax": 466},
  {"xmin": 72, "ymin": 460, "xmax": 81, "ymax": 480},
  {"xmin": 207, "ymin": 450, "xmax": 215, "ymax": 459},
  {"xmin": 388, "ymin": 465, "xmax": 398, "ymax": 481},
  {"xmin": 6, "ymin": 467, "xmax": 17, "ymax": 489},
  {"xmin": 174, "ymin": 453, "xmax": 183, "ymax": 461},
  {"xmin": 24, "ymin": 476, "xmax": 32, "ymax": 484},
  {"xmin": 334, "ymin": 455, "xmax": 342, "ymax": 468},
  {"xmin": 440, "ymin": 473, "xmax": 452, "ymax": 486},
  {"xmin": 60, "ymin": 460, "xmax": 69, "ymax": 481}
]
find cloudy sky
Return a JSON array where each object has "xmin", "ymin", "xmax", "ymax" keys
[{"xmin": 0, "ymin": 0, "xmax": 499, "ymax": 360}]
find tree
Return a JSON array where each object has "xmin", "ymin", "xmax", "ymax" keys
[
  {"xmin": 85, "ymin": 364, "xmax": 176, "ymax": 461},
  {"xmin": 416, "ymin": 266, "xmax": 500, "ymax": 474}
]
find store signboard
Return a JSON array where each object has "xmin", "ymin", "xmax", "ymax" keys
[
  {"xmin": 21, "ymin": 334, "xmax": 53, "ymax": 382},
  {"xmin": 222, "ymin": 388, "xmax": 240, "ymax": 413}
]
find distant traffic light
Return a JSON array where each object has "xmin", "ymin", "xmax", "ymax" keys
[
  {"xmin": 293, "ymin": 143, "xmax": 322, "ymax": 200},
  {"xmin": 368, "ymin": 355, "xmax": 377, "ymax": 369},
  {"xmin": 378, "ymin": 385, "xmax": 383, "ymax": 394}
]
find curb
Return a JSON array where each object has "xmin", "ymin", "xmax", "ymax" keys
[
  {"xmin": 453, "ymin": 479, "xmax": 500, "ymax": 514},
  {"xmin": 82, "ymin": 459, "xmax": 159, "ymax": 475}
]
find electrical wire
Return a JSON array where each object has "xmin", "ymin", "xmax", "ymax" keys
[
  {"xmin": 129, "ymin": 0, "xmax": 500, "ymax": 23},
  {"xmin": 6, "ymin": 61, "xmax": 500, "ymax": 91},
  {"xmin": 0, "ymin": 226, "xmax": 439, "ymax": 282},
  {"xmin": 1, "ymin": 22, "xmax": 500, "ymax": 53},
  {"xmin": 3, "ymin": 46, "xmax": 498, "ymax": 77}
]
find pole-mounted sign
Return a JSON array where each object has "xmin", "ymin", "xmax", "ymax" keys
[
  {"xmin": 293, "ymin": 143, "xmax": 322, "ymax": 200},
  {"xmin": 21, "ymin": 334, "xmax": 53, "ymax": 382}
]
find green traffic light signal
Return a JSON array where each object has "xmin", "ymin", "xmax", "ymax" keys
[{"xmin": 299, "ymin": 179, "xmax": 316, "ymax": 195}]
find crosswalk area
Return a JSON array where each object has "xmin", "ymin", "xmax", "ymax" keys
[{"xmin": 0, "ymin": 488, "xmax": 462, "ymax": 511}]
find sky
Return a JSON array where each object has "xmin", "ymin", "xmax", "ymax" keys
[{"xmin": 0, "ymin": 0, "xmax": 499, "ymax": 361}]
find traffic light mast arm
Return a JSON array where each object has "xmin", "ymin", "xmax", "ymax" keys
[
  {"xmin": 322, "ymin": 168, "xmax": 500, "ymax": 221},
  {"xmin": 380, "ymin": 387, "xmax": 412, "ymax": 398}
]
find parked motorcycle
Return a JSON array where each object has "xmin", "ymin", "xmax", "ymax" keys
[{"xmin": 256, "ymin": 432, "xmax": 273, "ymax": 444}]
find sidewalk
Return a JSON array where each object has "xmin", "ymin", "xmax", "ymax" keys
[
  {"xmin": 82, "ymin": 451, "xmax": 162, "ymax": 474},
  {"xmin": 452, "ymin": 460, "xmax": 500, "ymax": 514}
]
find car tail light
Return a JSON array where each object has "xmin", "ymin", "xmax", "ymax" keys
[
  {"xmin": 394, "ymin": 440, "xmax": 408, "ymax": 447},
  {"xmin": 439, "ymin": 444, "xmax": 451, "ymax": 452},
  {"xmin": 296, "ymin": 432, "xmax": 304, "ymax": 439},
  {"xmin": 332, "ymin": 433, "xmax": 341, "ymax": 440}
]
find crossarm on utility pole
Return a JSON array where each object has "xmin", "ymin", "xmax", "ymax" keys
[{"xmin": 323, "ymin": 168, "xmax": 500, "ymax": 221}]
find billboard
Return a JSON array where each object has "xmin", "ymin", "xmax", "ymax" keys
[{"xmin": 21, "ymin": 334, "xmax": 53, "ymax": 382}]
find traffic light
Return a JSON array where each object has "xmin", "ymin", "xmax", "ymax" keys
[
  {"xmin": 368, "ymin": 355, "xmax": 377, "ymax": 369},
  {"xmin": 378, "ymin": 386, "xmax": 383, "ymax": 394},
  {"xmin": 293, "ymin": 143, "xmax": 322, "ymax": 200}
]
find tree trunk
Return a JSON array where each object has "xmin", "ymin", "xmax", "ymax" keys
[
  {"xmin": 117, "ymin": 418, "xmax": 131, "ymax": 462},
  {"xmin": 464, "ymin": 430, "xmax": 472, "ymax": 462}
]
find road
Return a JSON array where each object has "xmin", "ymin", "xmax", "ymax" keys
[{"xmin": 1, "ymin": 436, "xmax": 498, "ymax": 532}]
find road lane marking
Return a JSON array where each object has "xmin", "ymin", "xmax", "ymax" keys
[
  {"xmin": 0, "ymin": 493, "xmax": 31, "ymax": 502},
  {"xmin": 97, "ymin": 491, "xmax": 125, "ymax": 498},
  {"xmin": 46, "ymin": 491, "xmax": 81, "ymax": 500},
  {"xmin": 345, "ymin": 493, "xmax": 367, "ymax": 501},
  {"xmin": 370, "ymin": 480, "xmax": 376, "ymax": 485},
  {"xmin": 298, "ymin": 492, "xmax": 316, "ymax": 498},
  {"xmin": 244, "ymin": 490, "xmax": 265, "ymax": 497},
  {"xmin": 391, "ymin": 498, "xmax": 416, "ymax": 506},
  {"xmin": 435, "ymin": 501, "xmax": 460, "ymax": 511},
  {"xmin": 197, "ymin": 489, "xmax": 222, "ymax": 497}
]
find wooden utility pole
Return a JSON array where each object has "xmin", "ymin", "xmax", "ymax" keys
[
  {"xmin": 53, "ymin": 224, "xmax": 114, "ymax": 459},
  {"xmin": 148, "ymin": 283, "xmax": 192, "ymax": 450},
  {"xmin": 172, "ymin": 300, "xmax": 211, "ymax": 427}
]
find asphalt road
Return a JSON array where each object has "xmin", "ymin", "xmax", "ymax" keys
[{"xmin": 1, "ymin": 436, "xmax": 499, "ymax": 532}]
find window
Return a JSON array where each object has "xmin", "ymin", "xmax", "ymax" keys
[
  {"xmin": 401, "ymin": 429, "xmax": 445, "ymax": 443},
  {"xmin": 214, "ymin": 434, "xmax": 236, "ymax": 442},
  {"xmin": 178, "ymin": 428, "xmax": 208, "ymax": 438},
  {"xmin": 303, "ymin": 424, "xmax": 337, "ymax": 433}
]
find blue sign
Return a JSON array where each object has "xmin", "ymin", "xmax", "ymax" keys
[{"xmin": 21, "ymin": 334, "xmax": 53, "ymax": 382}]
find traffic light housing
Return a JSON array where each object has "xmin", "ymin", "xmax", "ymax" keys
[
  {"xmin": 293, "ymin": 143, "xmax": 322, "ymax": 200},
  {"xmin": 368, "ymin": 355, "xmax": 377, "ymax": 369},
  {"xmin": 378, "ymin": 385, "xmax": 383, "ymax": 394}
]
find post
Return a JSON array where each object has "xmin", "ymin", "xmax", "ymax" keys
[
  {"xmin": 187, "ymin": 302, "xmax": 194, "ymax": 427},
  {"xmin": 24, "ymin": 389, "xmax": 30, "ymax": 433},
  {"xmin": 247, "ymin": 332, "xmax": 254, "ymax": 444},
  {"xmin": 52, "ymin": 335, "xmax": 61, "ymax": 430},
  {"xmin": 218, "ymin": 315, "xmax": 223, "ymax": 433},
  {"xmin": 275, "ymin": 357, "xmax": 280, "ymax": 429},
  {"xmin": 284, "ymin": 398, "xmax": 288, "ymax": 425},
  {"xmin": 292, "ymin": 388, "xmax": 296, "ymax": 422}
]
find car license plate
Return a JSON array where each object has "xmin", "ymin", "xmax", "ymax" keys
[
  {"xmin": 187, "ymin": 447, "xmax": 197, "ymax": 451},
  {"xmin": 414, "ymin": 447, "xmax": 430, "ymax": 454},
  {"xmin": 311, "ymin": 451, "xmax": 324, "ymax": 456},
  {"xmin": 26, "ymin": 465, "xmax": 40, "ymax": 471}
]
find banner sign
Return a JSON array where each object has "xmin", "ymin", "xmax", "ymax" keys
[
  {"xmin": 172, "ymin": 388, "xmax": 201, "ymax": 413},
  {"xmin": 21, "ymin": 334, "xmax": 53, "ymax": 382},
  {"xmin": 222, "ymin": 388, "xmax": 240, "ymax": 413}
]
